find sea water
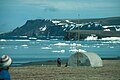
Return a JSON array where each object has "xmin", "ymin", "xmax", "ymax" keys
[{"xmin": 0, "ymin": 39, "xmax": 120, "ymax": 65}]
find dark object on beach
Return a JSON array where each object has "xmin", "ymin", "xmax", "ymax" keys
[
  {"xmin": 65, "ymin": 63, "xmax": 68, "ymax": 67},
  {"xmin": 57, "ymin": 58, "xmax": 61, "ymax": 67}
]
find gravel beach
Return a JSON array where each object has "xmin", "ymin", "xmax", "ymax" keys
[{"xmin": 10, "ymin": 60, "xmax": 120, "ymax": 80}]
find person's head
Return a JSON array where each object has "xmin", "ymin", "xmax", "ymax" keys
[
  {"xmin": 0, "ymin": 58, "xmax": 2, "ymax": 69},
  {"xmin": 0, "ymin": 55, "xmax": 12, "ymax": 68}
]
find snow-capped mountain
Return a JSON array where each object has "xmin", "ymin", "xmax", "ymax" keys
[{"xmin": 0, "ymin": 17, "xmax": 120, "ymax": 40}]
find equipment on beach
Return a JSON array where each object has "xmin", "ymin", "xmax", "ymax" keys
[
  {"xmin": 68, "ymin": 52, "xmax": 103, "ymax": 67},
  {"xmin": 68, "ymin": 16, "xmax": 103, "ymax": 67}
]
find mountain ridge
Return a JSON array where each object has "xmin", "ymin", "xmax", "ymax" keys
[{"xmin": 0, "ymin": 17, "xmax": 120, "ymax": 40}]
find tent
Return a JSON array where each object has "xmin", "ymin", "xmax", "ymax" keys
[{"xmin": 68, "ymin": 52, "xmax": 103, "ymax": 67}]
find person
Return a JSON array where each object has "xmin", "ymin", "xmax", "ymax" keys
[
  {"xmin": 57, "ymin": 58, "xmax": 61, "ymax": 67},
  {"xmin": 65, "ymin": 63, "xmax": 68, "ymax": 67},
  {"xmin": 0, "ymin": 55, "xmax": 12, "ymax": 80}
]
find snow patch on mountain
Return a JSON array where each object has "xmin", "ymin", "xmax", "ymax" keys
[
  {"xmin": 39, "ymin": 25, "xmax": 47, "ymax": 31},
  {"xmin": 103, "ymin": 25, "xmax": 120, "ymax": 31},
  {"xmin": 52, "ymin": 20, "xmax": 61, "ymax": 24},
  {"xmin": 65, "ymin": 20, "xmax": 73, "ymax": 23}
]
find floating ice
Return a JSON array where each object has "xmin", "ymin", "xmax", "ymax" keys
[
  {"xmin": 15, "ymin": 40, "xmax": 30, "ymax": 41},
  {"xmin": 69, "ymin": 49, "xmax": 86, "ymax": 52},
  {"xmin": 101, "ymin": 37, "xmax": 120, "ymax": 40},
  {"xmin": 70, "ymin": 43, "xmax": 81, "ymax": 46},
  {"xmin": 54, "ymin": 43, "xmax": 69, "ymax": 46},
  {"xmin": 85, "ymin": 34, "xmax": 98, "ymax": 40},
  {"xmin": 0, "ymin": 39, "xmax": 6, "ymax": 41},
  {"xmin": 19, "ymin": 36, "xmax": 27, "ymax": 38},
  {"xmin": 110, "ymin": 46, "xmax": 114, "ymax": 48},
  {"xmin": 21, "ymin": 44, "xmax": 28, "ymax": 47},
  {"xmin": 41, "ymin": 47, "xmax": 52, "ymax": 49},
  {"xmin": 97, "ymin": 46, "xmax": 100, "ymax": 48},
  {"xmin": 52, "ymin": 50, "xmax": 65, "ymax": 53},
  {"xmin": 1, "ymin": 47, "xmax": 5, "ymax": 49},
  {"xmin": 102, "ymin": 41, "xmax": 120, "ymax": 44}
]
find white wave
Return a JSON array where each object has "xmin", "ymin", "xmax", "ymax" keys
[
  {"xmin": 52, "ymin": 50, "xmax": 65, "ymax": 53},
  {"xmin": 36, "ymin": 40, "xmax": 50, "ymax": 42},
  {"xmin": 21, "ymin": 44, "xmax": 28, "ymax": 47},
  {"xmin": 110, "ymin": 46, "xmax": 114, "ymax": 48},
  {"xmin": 0, "ymin": 39, "xmax": 30, "ymax": 42},
  {"xmin": 15, "ymin": 40, "xmax": 30, "ymax": 41},
  {"xmin": 81, "ymin": 45, "xmax": 90, "ymax": 48},
  {"xmin": 36, "ymin": 40, "xmax": 44, "ymax": 41},
  {"xmin": 1, "ymin": 47, "xmax": 5, "ymax": 49},
  {"xmin": 69, "ymin": 49, "xmax": 86, "ymax": 52},
  {"xmin": 70, "ymin": 43, "xmax": 81, "ymax": 46},
  {"xmin": 95, "ymin": 44, "xmax": 106, "ymax": 46},
  {"xmin": 50, "ymin": 39, "xmax": 58, "ymax": 41},
  {"xmin": 97, "ymin": 46, "xmax": 100, "ymax": 48},
  {"xmin": 102, "ymin": 41, "xmax": 120, "ymax": 44},
  {"xmin": 19, "ymin": 36, "xmax": 27, "ymax": 38},
  {"xmin": 41, "ymin": 47, "xmax": 52, "ymax": 49},
  {"xmin": 0, "ymin": 39, "xmax": 6, "ymax": 41},
  {"xmin": 101, "ymin": 37, "xmax": 120, "ymax": 40},
  {"xmin": 54, "ymin": 43, "xmax": 69, "ymax": 46}
]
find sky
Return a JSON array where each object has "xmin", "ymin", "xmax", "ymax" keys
[{"xmin": 0, "ymin": 0, "xmax": 120, "ymax": 33}]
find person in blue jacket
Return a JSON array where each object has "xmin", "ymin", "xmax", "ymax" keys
[{"xmin": 0, "ymin": 55, "xmax": 12, "ymax": 80}]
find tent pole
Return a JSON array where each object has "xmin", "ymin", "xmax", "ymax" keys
[{"xmin": 77, "ymin": 14, "xmax": 80, "ymax": 66}]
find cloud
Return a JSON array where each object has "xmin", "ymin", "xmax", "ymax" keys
[
  {"xmin": 43, "ymin": 7, "xmax": 58, "ymax": 12},
  {"xmin": 1, "ymin": 0, "xmax": 120, "ymax": 10},
  {"xmin": 22, "ymin": 0, "xmax": 120, "ymax": 11}
]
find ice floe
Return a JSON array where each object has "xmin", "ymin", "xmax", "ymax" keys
[
  {"xmin": 54, "ymin": 43, "xmax": 69, "ymax": 46},
  {"xmin": 0, "ymin": 39, "xmax": 6, "ymax": 41},
  {"xmin": 85, "ymin": 34, "xmax": 98, "ymax": 40},
  {"xmin": 41, "ymin": 47, "xmax": 52, "ymax": 49},
  {"xmin": 69, "ymin": 49, "xmax": 86, "ymax": 52},
  {"xmin": 101, "ymin": 37, "xmax": 120, "ymax": 40},
  {"xmin": 52, "ymin": 50, "xmax": 65, "ymax": 53},
  {"xmin": 21, "ymin": 44, "xmax": 28, "ymax": 47}
]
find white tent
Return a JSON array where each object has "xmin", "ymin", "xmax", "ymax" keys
[{"xmin": 68, "ymin": 52, "xmax": 103, "ymax": 67}]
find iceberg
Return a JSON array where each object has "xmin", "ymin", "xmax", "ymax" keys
[{"xmin": 85, "ymin": 34, "xmax": 98, "ymax": 40}]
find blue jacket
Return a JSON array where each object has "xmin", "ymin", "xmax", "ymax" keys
[{"xmin": 0, "ymin": 69, "xmax": 11, "ymax": 80}]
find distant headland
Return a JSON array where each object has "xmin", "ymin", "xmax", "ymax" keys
[{"xmin": 0, "ymin": 17, "xmax": 120, "ymax": 40}]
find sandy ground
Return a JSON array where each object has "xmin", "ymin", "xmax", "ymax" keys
[{"xmin": 9, "ymin": 60, "xmax": 120, "ymax": 80}]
